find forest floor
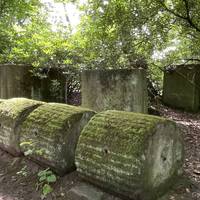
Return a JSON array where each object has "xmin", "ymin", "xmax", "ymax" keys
[
  {"xmin": 0, "ymin": 105, "xmax": 200, "ymax": 200},
  {"xmin": 159, "ymin": 106, "xmax": 200, "ymax": 200}
]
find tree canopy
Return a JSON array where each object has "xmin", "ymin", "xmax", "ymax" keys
[
  {"xmin": 81, "ymin": 1, "xmax": 198, "ymax": 57},
  {"xmin": 63, "ymin": 0, "xmax": 199, "ymax": 84},
  {"xmin": 0, "ymin": 0, "xmax": 200, "ymax": 84},
  {"xmin": 0, "ymin": 0, "xmax": 73, "ymax": 71}
]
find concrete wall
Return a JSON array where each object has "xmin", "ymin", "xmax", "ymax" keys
[
  {"xmin": 0, "ymin": 64, "xmax": 32, "ymax": 99},
  {"xmin": 31, "ymin": 68, "xmax": 67, "ymax": 103},
  {"xmin": 81, "ymin": 69, "xmax": 148, "ymax": 113},
  {"xmin": 163, "ymin": 64, "xmax": 200, "ymax": 112},
  {"xmin": 0, "ymin": 64, "xmax": 67, "ymax": 103}
]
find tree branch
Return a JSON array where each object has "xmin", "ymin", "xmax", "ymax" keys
[
  {"xmin": 158, "ymin": 0, "xmax": 200, "ymax": 33},
  {"xmin": 158, "ymin": 1, "xmax": 187, "ymax": 20},
  {"xmin": 182, "ymin": 0, "xmax": 200, "ymax": 32},
  {"xmin": 0, "ymin": 1, "xmax": 8, "ymax": 18}
]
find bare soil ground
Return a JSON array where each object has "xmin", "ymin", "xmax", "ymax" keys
[
  {"xmin": 0, "ymin": 105, "xmax": 200, "ymax": 200},
  {"xmin": 159, "ymin": 106, "xmax": 200, "ymax": 200}
]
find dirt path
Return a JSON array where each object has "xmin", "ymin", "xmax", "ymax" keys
[
  {"xmin": 0, "ymin": 106, "xmax": 200, "ymax": 200},
  {"xmin": 0, "ymin": 149, "xmax": 80, "ymax": 200},
  {"xmin": 159, "ymin": 106, "xmax": 200, "ymax": 200}
]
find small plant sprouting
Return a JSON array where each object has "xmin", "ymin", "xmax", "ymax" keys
[
  {"xmin": 36, "ymin": 168, "xmax": 57, "ymax": 199},
  {"xmin": 20, "ymin": 141, "xmax": 57, "ymax": 199},
  {"xmin": 16, "ymin": 165, "xmax": 28, "ymax": 177}
]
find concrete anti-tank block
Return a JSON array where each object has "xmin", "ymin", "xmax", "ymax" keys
[
  {"xmin": 75, "ymin": 110, "xmax": 184, "ymax": 200},
  {"xmin": 0, "ymin": 98, "xmax": 43, "ymax": 156},
  {"xmin": 20, "ymin": 103, "xmax": 95, "ymax": 175},
  {"xmin": 81, "ymin": 69, "xmax": 148, "ymax": 113}
]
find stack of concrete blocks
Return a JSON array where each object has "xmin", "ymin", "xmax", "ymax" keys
[
  {"xmin": 0, "ymin": 98, "xmax": 94, "ymax": 175},
  {"xmin": 163, "ymin": 64, "xmax": 200, "ymax": 112},
  {"xmin": 0, "ymin": 98, "xmax": 184, "ymax": 200}
]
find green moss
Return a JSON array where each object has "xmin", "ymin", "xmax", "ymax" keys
[
  {"xmin": 0, "ymin": 98, "xmax": 44, "ymax": 120},
  {"xmin": 78, "ymin": 110, "xmax": 170, "ymax": 156},
  {"xmin": 20, "ymin": 102, "xmax": 95, "ymax": 175},
  {"xmin": 0, "ymin": 98, "xmax": 44, "ymax": 156},
  {"xmin": 75, "ymin": 110, "xmax": 178, "ymax": 199},
  {"xmin": 20, "ymin": 103, "xmax": 94, "ymax": 137}
]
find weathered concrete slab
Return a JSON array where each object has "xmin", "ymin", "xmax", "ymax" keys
[
  {"xmin": 163, "ymin": 64, "xmax": 200, "ymax": 112},
  {"xmin": 0, "ymin": 64, "xmax": 32, "ymax": 99},
  {"xmin": 67, "ymin": 182, "xmax": 122, "ymax": 200},
  {"xmin": 76, "ymin": 110, "xmax": 184, "ymax": 200},
  {"xmin": 0, "ymin": 64, "xmax": 67, "ymax": 103},
  {"xmin": 0, "ymin": 98, "xmax": 43, "ymax": 156},
  {"xmin": 20, "ymin": 103, "xmax": 95, "ymax": 175},
  {"xmin": 81, "ymin": 69, "xmax": 148, "ymax": 113},
  {"xmin": 67, "ymin": 183, "xmax": 104, "ymax": 200}
]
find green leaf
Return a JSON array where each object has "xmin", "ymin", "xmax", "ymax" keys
[
  {"xmin": 38, "ymin": 168, "xmax": 49, "ymax": 177},
  {"xmin": 42, "ymin": 184, "xmax": 53, "ymax": 196},
  {"xmin": 39, "ymin": 176, "xmax": 47, "ymax": 182},
  {"xmin": 47, "ymin": 174, "xmax": 57, "ymax": 183}
]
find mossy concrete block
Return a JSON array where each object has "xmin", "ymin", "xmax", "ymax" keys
[
  {"xmin": 81, "ymin": 69, "xmax": 148, "ymax": 113},
  {"xmin": 20, "ymin": 103, "xmax": 95, "ymax": 175},
  {"xmin": 163, "ymin": 64, "xmax": 200, "ymax": 112},
  {"xmin": 75, "ymin": 110, "xmax": 184, "ymax": 200},
  {"xmin": 0, "ymin": 98, "xmax": 43, "ymax": 156}
]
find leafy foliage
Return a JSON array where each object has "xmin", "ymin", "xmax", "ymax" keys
[
  {"xmin": 0, "ymin": 0, "xmax": 73, "ymax": 70},
  {"xmin": 69, "ymin": 0, "xmax": 200, "ymax": 86},
  {"xmin": 1, "ymin": 0, "xmax": 200, "ymax": 91},
  {"xmin": 37, "ymin": 168, "xmax": 57, "ymax": 199}
]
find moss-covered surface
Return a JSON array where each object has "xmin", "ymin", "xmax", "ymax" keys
[
  {"xmin": 20, "ymin": 103, "xmax": 95, "ymax": 175},
  {"xmin": 0, "ymin": 98, "xmax": 43, "ymax": 120},
  {"xmin": 75, "ymin": 110, "xmax": 183, "ymax": 200},
  {"xmin": 0, "ymin": 98, "xmax": 43, "ymax": 155}
]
